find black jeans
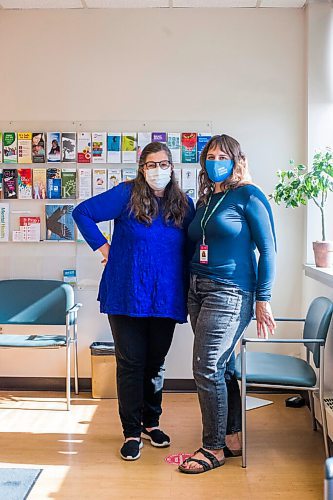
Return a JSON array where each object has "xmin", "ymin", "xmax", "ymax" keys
[{"xmin": 108, "ymin": 315, "xmax": 176, "ymax": 439}]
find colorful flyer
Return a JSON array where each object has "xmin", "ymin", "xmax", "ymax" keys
[
  {"xmin": 0, "ymin": 203, "xmax": 9, "ymax": 242},
  {"xmin": 78, "ymin": 168, "xmax": 92, "ymax": 200},
  {"xmin": 93, "ymin": 168, "xmax": 107, "ymax": 195},
  {"xmin": 46, "ymin": 168, "xmax": 62, "ymax": 199},
  {"xmin": 122, "ymin": 168, "xmax": 137, "ymax": 181},
  {"xmin": 181, "ymin": 133, "xmax": 198, "ymax": 164},
  {"xmin": 77, "ymin": 132, "xmax": 91, "ymax": 164},
  {"xmin": 32, "ymin": 132, "xmax": 46, "ymax": 163},
  {"xmin": 3, "ymin": 169, "xmax": 18, "ymax": 199},
  {"xmin": 32, "ymin": 168, "xmax": 47, "ymax": 199},
  {"xmin": 152, "ymin": 132, "xmax": 167, "ymax": 144},
  {"xmin": 167, "ymin": 133, "xmax": 181, "ymax": 164},
  {"xmin": 92, "ymin": 132, "xmax": 107, "ymax": 163},
  {"xmin": 182, "ymin": 168, "xmax": 197, "ymax": 201},
  {"xmin": 197, "ymin": 133, "xmax": 212, "ymax": 162},
  {"xmin": 45, "ymin": 204, "xmax": 75, "ymax": 241},
  {"xmin": 107, "ymin": 169, "xmax": 122, "ymax": 189},
  {"xmin": 121, "ymin": 133, "xmax": 137, "ymax": 163},
  {"xmin": 62, "ymin": 133, "xmax": 77, "ymax": 163},
  {"xmin": 0, "ymin": 133, "xmax": 3, "ymax": 163},
  {"xmin": 18, "ymin": 132, "xmax": 32, "ymax": 164},
  {"xmin": 107, "ymin": 133, "xmax": 121, "ymax": 163},
  {"xmin": 137, "ymin": 132, "xmax": 151, "ymax": 162},
  {"xmin": 19, "ymin": 216, "xmax": 41, "ymax": 242},
  {"xmin": 3, "ymin": 132, "xmax": 17, "ymax": 164},
  {"xmin": 61, "ymin": 168, "xmax": 77, "ymax": 199},
  {"xmin": 18, "ymin": 168, "xmax": 33, "ymax": 199},
  {"xmin": 63, "ymin": 269, "xmax": 77, "ymax": 286},
  {"xmin": 47, "ymin": 132, "xmax": 61, "ymax": 163}
]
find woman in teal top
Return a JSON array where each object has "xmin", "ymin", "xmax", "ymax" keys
[{"xmin": 179, "ymin": 134, "xmax": 277, "ymax": 474}]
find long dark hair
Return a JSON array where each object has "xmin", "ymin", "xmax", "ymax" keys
[
  {"xmin": 129, "ymin": 141, "xmax": 189, "ymax": 227},
  {"xmin": 198, "ymin": 134, "xmax": 252, "ymax": 206}
]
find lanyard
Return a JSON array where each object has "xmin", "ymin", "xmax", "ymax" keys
[{"xmin": 200, "ymin": 191, "xmax": 227, "ymax": 245}]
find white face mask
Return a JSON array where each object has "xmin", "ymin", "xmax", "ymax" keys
[{"xmin": 145, "ymin": 167, "xmax": 171, "ymax": 191}]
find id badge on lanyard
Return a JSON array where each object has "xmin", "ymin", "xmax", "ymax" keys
[
  {"xmin": 200, "ymin": 191, "xmax": 227, "ymax": 265},
  {"xmin": 200, "ymin": 244, "xmax": 208, "ymax": 264}
]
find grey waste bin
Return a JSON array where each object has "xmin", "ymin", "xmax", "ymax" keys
[{"xmin": 90, "ymin": 342, "xmax": 117, "ymax": 399}]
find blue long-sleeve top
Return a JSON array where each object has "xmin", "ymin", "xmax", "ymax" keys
[
  {"xmin": 188, "ymin": 185, "xmax": 276, "ymax": 301},
  {"xmin": 72, "ymin": 182, "xmax": 195, "ymax": 323}
]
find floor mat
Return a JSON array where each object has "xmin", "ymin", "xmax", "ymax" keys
[{"xmin": 0, "ymin": 468, "xmax": 42, "ymax": 500}]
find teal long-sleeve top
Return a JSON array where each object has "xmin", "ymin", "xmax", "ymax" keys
[{"xmin": 188, "ymin": 184, "xmax": 277, "ymax": 301}]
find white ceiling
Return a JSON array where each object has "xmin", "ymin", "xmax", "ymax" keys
[{"xmin": 0, "ymin": 0, "xmax": 308, "ymax": 8}]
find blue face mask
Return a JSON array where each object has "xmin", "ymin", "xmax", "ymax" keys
[{"xmin": 205, "ymin": 159, "xmax": 234, "ymax": 183}]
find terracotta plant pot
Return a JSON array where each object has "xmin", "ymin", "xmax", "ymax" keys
[{"xmin": 313, "ymin": 241, "xmax": 333, "ymax": 268}]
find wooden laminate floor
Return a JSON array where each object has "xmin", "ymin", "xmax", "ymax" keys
[{"xmin": 0, "ymin": 392, "xmax": 326, "ymax": 499}]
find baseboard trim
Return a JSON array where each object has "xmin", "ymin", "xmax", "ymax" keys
[
  {"xmin": 0, "ymin": 377, "xmax": 303, "ymax": 394},
  {"xmin": 0, "ymin": 377, "xmax": 197, "ymax": 393},
  {"xmin": 0, "ymin": 377, "xmax": 92, "ymax": 392}
]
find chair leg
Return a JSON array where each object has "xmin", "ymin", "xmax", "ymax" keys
[
  {"xmin": 241, "ymin": 340, "xmax": 247, "ymax": 468},
  {"xmin": 66, "ymin": 342, "xmax": 71, "ymax": 411},
  {"xmin": 308, "ymin": 391, "xmax": 317, "ymax": 431},
  {"xmin": 74, "ymin": 339, "xmax": 79, "ymax": 395}
]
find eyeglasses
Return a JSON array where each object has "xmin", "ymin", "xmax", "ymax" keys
[{"xmin": 143, "ymin": 160, "xmax": 172, "ymax": 170}]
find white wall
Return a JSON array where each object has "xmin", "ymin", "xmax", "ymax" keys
[
  {"xmin": 303, "ymin": 4, "xmax": 333, "ymax": 393},
  {"xmin": 0, "ymin": 8, "xmax": 305, "ymax": 378},
  {"xmin": 306, "ymin": 3, "xmax": 333, "ymax": 261}
]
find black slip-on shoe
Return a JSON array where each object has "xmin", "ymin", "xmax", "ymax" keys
[
  {"xmin": 142, "ymin": 428, "xmax": 170, "ymax": 448},
  {"xmin": 120, "ymin": 439, "xmax": 143, "ymax": 460}
]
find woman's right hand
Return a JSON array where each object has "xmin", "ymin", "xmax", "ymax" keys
[
  {"xmin": 255, "ymin": 301, "xmax": 276, "ymax": 339},
  {"xmin": 98, "ymin": 243, "xmax": 110, "ymax": 266}
]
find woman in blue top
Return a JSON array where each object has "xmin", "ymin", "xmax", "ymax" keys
[
  {"xmin": 179, "ymin": 134, "xmax": 277, "ymax": 474},
  {"xmin": 73, "ymin": 142, "xmax": 194, "ymax": 461}
]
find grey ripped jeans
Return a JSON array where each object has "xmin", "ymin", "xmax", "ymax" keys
[{"xmin": 188, "ymin": 274, "xmax": 254, "ymax": 450}]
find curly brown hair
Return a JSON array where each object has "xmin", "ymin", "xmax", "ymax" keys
[
  {"xmin": 198, "ymin": 134, "xmax": 252, "ymax": 206},
  {"xmin": 129, "ymin": 141, "xmax": 189, "ymax": 227}
]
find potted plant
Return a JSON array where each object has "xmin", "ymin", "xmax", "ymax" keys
[{"xmin": 271, "ymin": 148, "xmax": 333, "ymax": 268}]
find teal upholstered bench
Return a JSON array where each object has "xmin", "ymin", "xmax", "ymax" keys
[{"xmin": 0, "ymin": 279, "xmax": 82, "ymax": 410}]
